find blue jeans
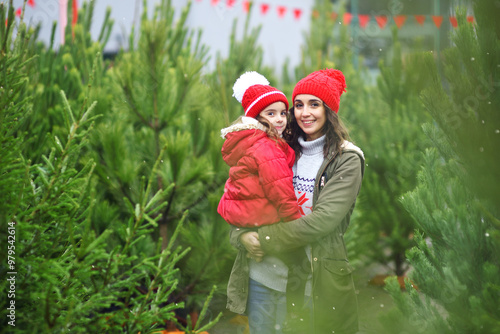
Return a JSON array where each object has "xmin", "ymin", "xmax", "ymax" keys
[{"xmin": 247, "ymin": 278, "xmax": 287, "ymax": 334}]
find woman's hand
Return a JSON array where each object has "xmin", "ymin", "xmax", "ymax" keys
[{"xmin": 240, "ymin": 232, "xmax": 264, "ymax": 262}]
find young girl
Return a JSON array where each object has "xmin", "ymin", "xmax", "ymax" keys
[
  {"xmin": 218, "ymin": 72, "xmax": 310, "ymax": 332},
  {"xmin": 218, "ymin": 71, "xmax": 299, "ymax": 226}
]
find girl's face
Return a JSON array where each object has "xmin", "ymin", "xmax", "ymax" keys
[
  {"xmin": 258, "ymin": 101, "xmax": 288, "ymax": 136},
  {"xmin": 293, "ymin": 94, "xmax": 326, "ymax": 141}
]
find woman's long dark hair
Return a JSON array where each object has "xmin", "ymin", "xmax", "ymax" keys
[{"xmin": 283, "ymin": 102, "xmax": 351, "ymax": 160}]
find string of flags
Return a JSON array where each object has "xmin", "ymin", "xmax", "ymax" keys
[
  {"xmin": 198, "ymin": 0, "xmax": 475, "ymax": 29},
  {"xmin": 8, "ymin": 1, "xmax": 474, "ymax": 33}
]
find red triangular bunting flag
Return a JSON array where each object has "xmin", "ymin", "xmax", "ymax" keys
[
  {"xmin": 449, "ymin": 16, "xmax": 458, "ymax": 28},
  {"xmin": 375, "ymin": 15, "xmax": 388, "ymax": 29},
  {"xmin": 432, "ymin": 16, "xmax": 443, "ymax": 28},
  {"xmin": 277, "ymin": 6, "xmax": 286, "ymax": 18},
  {"xmin": 414, "ymin": 15, "xmax": 425, "ymax": 25},
  {"xmin": 312, "ymin": 9, "xmax": 319, "ymax": 18},
  {"xmin": 358, "ymin": 14, "xmax": 370, "ymax": 29},
  {"xmin": 15, "ymin": 7, "xmax": 22, "ymax": 17},
  {"xmin": 331, "ymin": 11, "xmax": 338, "ymax": 21},
  {"xmin": 243, "ymin": 1, "xmax": 250, "ymax": 13},
  {"xmin": 393, "ymin": 15, "xmax": 407, "ymax": 29},
  {"xmin": 343, "ymin": 12, "xmax": 353, "ymax": 25},
  {"xmin": 211, "ymin": 0, "xmax": 219, "ymax": 5},
  {"xmin": 467, "ymin": 16, "xmax": 474, "ymax": 23},
  {"xmin": 260, "ymin": 3, "xmax": 269, "ymax": 15},
  {"xmin": 72, "ymin": 0, "xmax": 78, "ymax": 26},
  {"xmin": 293, "ymin": 8, "xmax": 302, "ymax": 20},
  {"xmin": 28, "ymin": 0, "xmax": 35, "ymax": 7},
  {"xmin": 227, "ymin": 0, "xmax": 235, "ymax": 7}
]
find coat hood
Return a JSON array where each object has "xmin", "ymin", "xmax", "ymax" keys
[
  {"xmin": 221, "ymin": 117, "xmax": 268, "ymax": 166},
  {"xmin": 220, "ymin": 116, "xmax": 267, "ymax": 139},
  {"xmin": 342, "ymin": 140, "xmax": 365, "ymax": 160}
]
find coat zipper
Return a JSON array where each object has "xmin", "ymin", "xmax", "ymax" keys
[
  {"xmin": 314, "ymin": 151, "xmax": 338, "ymax": 197},
  {"xmin": 310, "ymin": 151, "xmax": 338, "ymax": 324}
]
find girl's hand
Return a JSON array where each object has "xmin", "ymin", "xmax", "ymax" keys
[{"xmin": 240, "ymin": 232, "xmax": 264, "ymax": 262}]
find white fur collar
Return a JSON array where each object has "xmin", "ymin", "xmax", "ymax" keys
[
  {"xmin": 341, "ymin": 141, "xmax": 365, "ymax": 160},
  {"xmin": 220, "ymin": 116, "xmax": 267, "ymax": 139}
]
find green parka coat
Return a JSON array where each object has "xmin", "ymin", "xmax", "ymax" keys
[{"xmin": 226, "ymin": 142, "xmax": 365, "ymax": 334}]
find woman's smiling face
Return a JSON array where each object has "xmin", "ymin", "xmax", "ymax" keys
[{"xmin": 293, "ymin": 94, "xmax": 326, "ymax": 141}]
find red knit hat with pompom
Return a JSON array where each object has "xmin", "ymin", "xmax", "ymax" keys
[
  {"xmin": 292, "ymin": 69, "xmax": 347, "ymax": 113},
  {"xmin": 233, "ymin": 71, "xmax": 289, "ymax": 118}
]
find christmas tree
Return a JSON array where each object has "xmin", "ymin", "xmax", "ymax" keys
[
  {"xmin": 0, "ymin": 1, "xmax": 220, "ymax": 332},
  {"xmin": 382, "ymin": 1, "xmax": 500, "ymax": 333},
  {"xmin": 17, "ymin": 0, "xmax": 113, "ymax": 163},
  {"xmin": 354, "ymin": 27, "xmax": 432, "ymax": 276},
  {"xmin": 84, "ymin": 0, "xmax": 235, "ymax": 321}
]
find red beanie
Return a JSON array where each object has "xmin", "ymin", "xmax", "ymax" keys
[
  {"xmin": 233, "ymin": 71, "xmax": 289, "ymax": 119},
  {"xmin": 292, "ymin": 69, "xmax": 347, "ymax": 113}
]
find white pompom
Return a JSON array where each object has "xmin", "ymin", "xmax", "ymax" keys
[{"xmin": 232, "ymin": 71, "xmax": 270, "ymax": 103}]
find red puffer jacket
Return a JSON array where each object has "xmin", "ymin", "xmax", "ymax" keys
[{"xmin": 218, "ymin": 126, "xmax": 301, "ymax": 227}]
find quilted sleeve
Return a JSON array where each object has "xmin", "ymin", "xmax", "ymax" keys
[{"xmin": 253, "ymin": 140, "xmax": 301, "ymax": 221}]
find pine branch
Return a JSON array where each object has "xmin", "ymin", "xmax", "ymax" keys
[
  {"xmin": 162, "ymin": 184, "xmax": 177, "ymax": 222},
  {"xmin": 122, "ymin": 82, "xmax": 153, "ymax": 128},
  {"xmin": 172, "ymin": 247, "xmax": 214, "ymax": 304},
  {"xmin": 167, "ymin": 179, "xmax": 224, "ymax": 222}
]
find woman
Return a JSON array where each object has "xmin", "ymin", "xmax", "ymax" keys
[{"xmin": 226, "ymin": 69, "xmax": 365, "ymax": 334}]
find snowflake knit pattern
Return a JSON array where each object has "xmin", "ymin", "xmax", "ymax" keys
[{"xmin": 293, "ymin": 135, "xmax": 326, "ymax": 216}]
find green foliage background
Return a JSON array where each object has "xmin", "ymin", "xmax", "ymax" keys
[{"xmin": 381, "ymin": 1, "xmax": 500, "ymax": 333}]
